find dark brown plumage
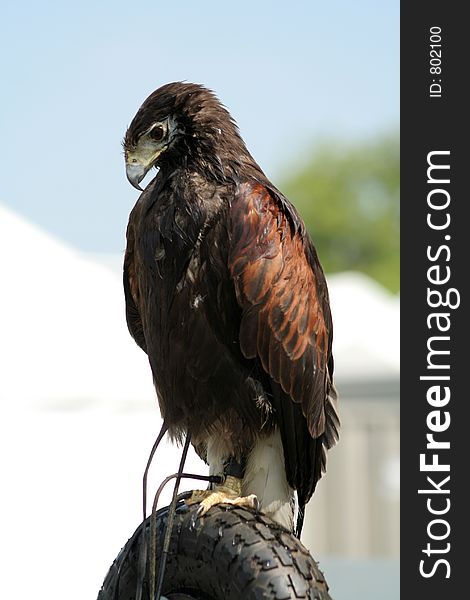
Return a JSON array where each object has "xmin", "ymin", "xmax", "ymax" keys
[{"xmin": 123, "ymin": 82, "xmax": 339, "ymax": 536}]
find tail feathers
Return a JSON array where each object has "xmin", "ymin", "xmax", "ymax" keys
[
  {"xmin": 324, "ymin": 383, "xmax": 340, "ymax": 450},
  {"xmin": 295, "ymin": 503, "xmax": 306, "ymax": 539}
]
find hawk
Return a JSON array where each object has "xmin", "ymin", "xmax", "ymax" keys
[{"xmin": 123, "ymin": 82, "xmax": 339, "ymax": 536}]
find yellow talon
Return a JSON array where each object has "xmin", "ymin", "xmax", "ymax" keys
[{"xmin": 186, "ymin": 475, "xmax": 259, "ymax": 516}]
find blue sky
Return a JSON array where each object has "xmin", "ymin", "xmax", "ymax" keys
[{"xmin": 0, "ymin": 1, "xmax": 399, "ymax": 253}]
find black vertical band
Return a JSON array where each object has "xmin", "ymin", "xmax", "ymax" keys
[{"xmin": 401, "ymin": 3, "xmax": 466, "ymax": 597}]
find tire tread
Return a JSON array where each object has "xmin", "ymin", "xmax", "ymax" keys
[{"xmin": 97, "ymin": 502, "xmax": 332, "ymax": 600}]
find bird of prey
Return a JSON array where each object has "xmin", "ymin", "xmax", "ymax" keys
[{"xmin": 123, "ymin": 82, "xmax": 339, "ymax": 536}]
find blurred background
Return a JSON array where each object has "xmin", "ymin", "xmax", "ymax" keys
[{"xmin": 0, "ymin": 2, "xmax": 399, "ymax": 599}]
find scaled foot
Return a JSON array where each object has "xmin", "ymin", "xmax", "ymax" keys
[{"xmin": 186, "ymin": 475, "xmax": 259, "ymax": 518}]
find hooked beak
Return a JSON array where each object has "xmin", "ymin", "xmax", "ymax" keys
[
  {"xmin": 125, "ymin": 139, "xmax": 167, "ymax": 191},
  {"xmin": 126, "ymin": 162, "xmax": 147, "ymax": 191}
]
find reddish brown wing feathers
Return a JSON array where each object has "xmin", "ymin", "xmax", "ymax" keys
[{"xmin": 228, "ymin": 181, "xmax": 333, "ymax": 439}]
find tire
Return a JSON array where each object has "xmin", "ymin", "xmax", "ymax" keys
[{"xmin": 98, "ymin": 500, "xmax": 332, "ymax": 600}]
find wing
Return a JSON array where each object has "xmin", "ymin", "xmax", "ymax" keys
[
  {"xmin": 123, "ymin": 218, "xmax": 147, "ymax": 353},
  {"xmin": 228, "ymin": 181, "xmax": 339, "ymax": 529}
]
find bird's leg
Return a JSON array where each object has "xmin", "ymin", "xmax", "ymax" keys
[
  {"xmin": 186, "ymin": 475, "xmax": 259, "ymax": 515},
  {"xmin": 186, "ymin": 456, "xmax": 258, "ymax": 517}
]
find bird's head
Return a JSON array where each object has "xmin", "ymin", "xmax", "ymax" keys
[{"xmin": 123, "ymin": 82, "xmax": 251, "ymax": 190}]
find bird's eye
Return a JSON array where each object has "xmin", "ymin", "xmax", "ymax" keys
[{"xmin": 150, "ymin": 125, "xmax": 165, "ymax": 141}]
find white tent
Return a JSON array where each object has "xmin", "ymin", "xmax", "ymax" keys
[
  {"xmin": 0, "ymin": 204, "xmax": 399, "ymax": 599},
  {"xmin": 328, "ymin": 271, "xmax": 399, "ymax": 382},
  {"xmin": 0, "ymin": 204, "xmax": 155, "ymax": 407}
]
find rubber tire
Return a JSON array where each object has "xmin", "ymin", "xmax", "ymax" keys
[{"xmin": 97, "ymin": 501, "xmax": 332, "ymax": 600}]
